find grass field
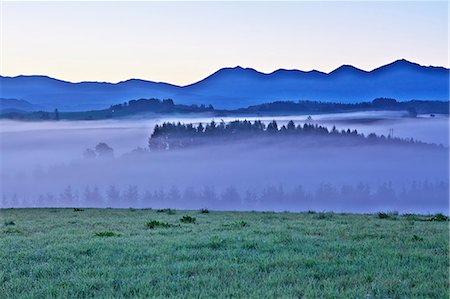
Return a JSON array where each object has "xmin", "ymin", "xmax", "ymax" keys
[{"xmin": 0, "ymin": 209, "xmax": 448, "ymax": 298}]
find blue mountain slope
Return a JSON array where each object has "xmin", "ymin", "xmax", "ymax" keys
[
  {"xmin": 0, "ymin": 59, "xmax": 448, "ymax": 111},
  {"xmin": 0, "ymin": 98, "xmax": 41, "ymax": 112},
  {"xmin": 0, "ymin": 75, "xmax": 183, "ymax": 110}
]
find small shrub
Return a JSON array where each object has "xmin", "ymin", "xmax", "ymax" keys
[
  {"xmin": 180, "ymin": 215, "xmax": 196, "ymax": 224},
  {"xmin": 4, "ymin": 220, "xmax": 15, "ymax": 226},
  {"xmin": 429, "ymin": 213, "xmax": 448, "ymax": 222},
  {"xmin": 95, "ymin": 231, "xmax": 119, "ymax": 237},
  {"xmin": 200, "ymin": 208, "xmax": 209, "ymax": 214},
  {"xmin": 307, "ymin": 210, "xmax": 317, "ymax": 214},
  {"xmin": 156, "ymin": 208, "xmax": 176, "ymax": 215},
  {"xmin": 73, "ymin": 208, "xmax": 84, "ymax": 212},
  {"xmin": 146, "ymin": 220, "xmax": 172, "ymax": 229},
  {"xmin": 412, "ymin": 235, "xmax": 424, "ymax": 241}
]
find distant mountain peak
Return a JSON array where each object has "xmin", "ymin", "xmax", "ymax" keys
[
  {"xmin": 394, "ymin": 58, "xmax": 415, "ymax": 64},
  {"xmin": 225, "ymin": 66, "xmax": 259, "ymax": 73},
  {"xmin": 371, "ymin": 58, "xmax": 449, "ymax": 73},
  {"xmin": 382, "ymin": 59, "xmax": 419, "ymax": 69},
  {"xmin": 329, "ymin": 64, "xmax": 367, "ymax": 75},
  {"xmin": 191, "ymin": 66, "xmax": 262, "ymax": 85}
]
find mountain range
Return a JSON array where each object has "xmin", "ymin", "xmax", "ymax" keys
[{"xmin": 0, "ymin": 59, "xmax": 448, "ymax": 111}]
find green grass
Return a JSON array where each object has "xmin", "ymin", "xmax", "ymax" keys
[{"xmin": 0, "ymin": 209, "xmax": 448, "ymax": 298}]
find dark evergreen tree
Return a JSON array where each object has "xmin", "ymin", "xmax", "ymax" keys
[{"xmin": 95, "ymin": 143, "xmax": 114, "ymax": 158}]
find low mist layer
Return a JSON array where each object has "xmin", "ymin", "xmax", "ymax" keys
[{"xmin": 1, "ymin": 113, "xmax": 448, "ymax": 214}]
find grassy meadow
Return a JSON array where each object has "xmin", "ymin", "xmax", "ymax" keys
[{"xmin": 0, "ymin": 208, "xmax": 448, "ymax": 298}]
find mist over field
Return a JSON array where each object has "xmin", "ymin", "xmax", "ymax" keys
[{"xmin": 1, "ymin": 111, "xmax": 448, "ymax": 214}]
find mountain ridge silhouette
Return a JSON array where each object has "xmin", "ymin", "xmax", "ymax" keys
[{"xmin": 1, "ymin": 59, "xmax": 448, "ymax": 111}]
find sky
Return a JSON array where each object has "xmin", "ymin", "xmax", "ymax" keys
[{"xmin": 1, "ymin": 1, "xmax": 448, "ymax": 86}]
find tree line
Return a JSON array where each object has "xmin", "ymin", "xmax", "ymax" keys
[
  {"xmin": 234, "ymin": 98, "xmax": 449, "ymax": 116},
  {"xmin": 148, "ymin": 119, "xmax": 439, "ymax": 150},
  {"xmin": 2, "ymin": 98, "xmax": 447, "ymax": 121},
  {"xmin": 2, "ymin": 181, "xmax": 448, "ymax": 212}
]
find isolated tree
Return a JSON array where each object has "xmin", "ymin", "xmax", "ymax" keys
[
  {"xmin": 59, "ymin": 185, "xmax": 77, "ymax": 207},
  {"xmin": 331, "ymin": 125, "xmax": 338, "ymax": 134},
  {"xmin": 199, "ymin": 186, "xmax": 217, "ymax": 207},
  {"xmin": 167, "ymin": 186, "xmax": 181, "ymax": 205},
  {"xmin": 197, "ymin": 123, "xmax": 204, "ymax": 133},
  {"xmin": 106, "ymin": 185, "xmax": 120, "ymax": 206},
  {"xmin": 84, "ymin": 185, "xmax": 104, "ymax": 207},
  {"xmin": 266, "ymin": 120, "xmax": 278, "ymax": 133},
  {"xmin": 220, "ymin": 186, "xmax": 241, "ymax": 210},
  {"xmin": 182, "ymin": 187, "xmax": 198, "ymax": 209},
  {"xmin": 123, "ymin": 185, "xmax": 139, "ymax": 207},
  {"xmin": 287, "ymin": 120, "xmax": 295, "ymax": 131},
  {"xmin": 243, "ymin": 190, "xmax": 258, "ymax": 210},
  {"xmin": 95, "ymin": 142, "xmax": 114, "ymax": 158}
]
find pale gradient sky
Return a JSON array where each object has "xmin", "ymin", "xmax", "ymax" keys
[{"xmin": 1, "ymin": 1, "xmax": 448, "ymax": 85}]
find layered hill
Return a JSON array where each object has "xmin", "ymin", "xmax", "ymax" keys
[{"xmin": 0, "ymin": 59, "xmax": 448, "ymax": 111}]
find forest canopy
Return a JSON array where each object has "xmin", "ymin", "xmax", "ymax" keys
[{"xmin": 148, "ymin": 119, "xmax": 442, "ymax": 150}]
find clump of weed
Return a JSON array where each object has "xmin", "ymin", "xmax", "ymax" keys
[
  {"xmin": 377, "ymin": 212, "xmax": 390, "ymax": 219},
  {"xmin": 236, "ymin": 220, "xmax": 248, "ymax": 227},
  {"xmin": 146, "ymin": 220, "xmax": 172, "ymax": 229},
  {"xmin": 429, "ymin": 213, "xmax": 448, "ymax": 222},
  {"xmin": 180, "ymin": 215, "xmax": 196, "ymax": 224},
  {"xmin": 3, "ymin": 228, "xmax": 22, "ymax": 234},
  {"xmin": 315, "ymin": 212, "xmax": 334, "ymax": 220},
  {"xmin": 403, "ymin": 214, "xmax": 420, "ymax": 221},
  {"xmin": 199, "ymin": 208, "xmax": 209, "ymax": 214},
  {"xmin": 230, "ymin": 220, "xmax": 248, "ymax": 227},
  {"xmin": 4, "ymin": 220, "xmax": 15, "ymax": 226},
  {"xmin": 95, "ymin": 231, "xmax": 119, "ymax": 237},
  {"xmin": 222, "ymin": 220, "xmax": 248, "ymax": 229},
  {"xmin": 377, "ymin": 212, "xmax": 398, "ymax": 220},
  {"xmin": 73, "ymin": 208, "xmax": 84, "ymax": 212},
  {"xmin": 242, "ymin": 241, "xmax": 258, "ymax": 250},
  {"xmin": 156, "ymin": 208, "xmax": 176, "ymax": 215},
  {"xmin": 412, "ymin": 235, "xmax": 424, "ymax": 241},
  {"xmin": 80, "ymin": 248, "xmax": 94, "ymax": 256},
  {"xmin": 208, "ymin": 236, "xmax": 226, "ymax": 249}
]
